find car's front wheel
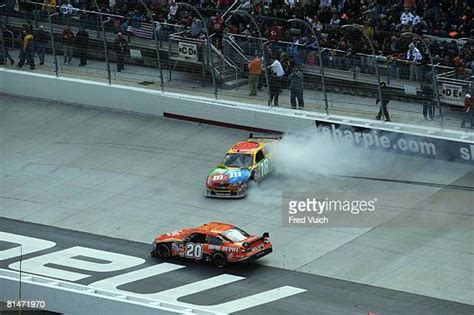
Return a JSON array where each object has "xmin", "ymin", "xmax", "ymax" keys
[
  {"xmin": 155, "ymin": 243, "xmax": 171, "ymax": 259},
  {"xmin": 212, "ymin": 252, "xmax": 227, "ymax": 268}
]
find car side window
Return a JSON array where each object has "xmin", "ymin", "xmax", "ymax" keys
[
  {"xmin": 187, "ymin": 233, "xmax": 207, "ymax": 244},
  {"xmin": 207, "ymin": 236, "xmax": 223, "ymax": 245},
  {"xmin": 263, "ymin": 145, "xmax": 272, "ymax": 155},
  {"xmin": 255, "ymin": 150, "xmax": 265, "ymax": 163}
]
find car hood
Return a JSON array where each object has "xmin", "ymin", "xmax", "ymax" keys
[{"xmin": 207, "ymin": 167, "xmax": 251, "ymax": 186}]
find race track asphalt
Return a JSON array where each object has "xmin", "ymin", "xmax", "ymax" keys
[
  {"xmin": 1, "ymin": 217, "xmax": 473, "ymax": 315},
  {"xmin": 0, "ymin": 94, "xmax": 473, "ymax": 308}
]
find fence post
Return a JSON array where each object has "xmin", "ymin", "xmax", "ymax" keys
[
  {"xmin": 352, "ymin": 53, "xmax": 356, "ymax": 80},
  {"xmin": 1, "ymin": 6, "xmax": 6, "ymax": 68},
  {"xmin": 46, "ymin": 4, "xmax": 59, "ymax": 77},
  {"xmin": 92, "ymin": 2, "xmax": 111, "ymax": 85},
  {"xmin": 237, "ymin": 11, "xmax": 270, "ymax": 105},
  {"xmin": 139, "ymin": 0, "xmax": 164, "ymax": 91},
  {"xmin": 342, "ymin": 24, "xmax": 383, "ymax": 119},
  {"xmin": 287, "ymin": 18, "xmax": 328, "ymax": 114},
  {"xmin": 178, "ymin": 3, "xmax": 217, "ymax": 99}
]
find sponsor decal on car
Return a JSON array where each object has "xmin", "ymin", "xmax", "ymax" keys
[{"xmin": 208, "ymin": 244, "xmax": 239, "ymax": 253}]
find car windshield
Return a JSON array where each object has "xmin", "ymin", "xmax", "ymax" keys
[
  {"xmin": 221, "ymin": 228, "xmax": 250, "ymax": 242},
  {"xmin": 223, "ymin": 153, "xmax": 253, "ymax": 168}
]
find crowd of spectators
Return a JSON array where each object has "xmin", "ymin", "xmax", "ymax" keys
[
  {"xmin": 4, "ymin": 0, "xmax": 473, "ymax": 79},
  {"xmin": 222, "ymin": 0, "xmax": 473, "ymax": 78}
]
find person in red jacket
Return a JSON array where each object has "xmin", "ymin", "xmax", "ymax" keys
[
  {"xmin": 267, "ymin": 22, "xmax": 283, "ymax": 42},
  {"xmin": 62, "ymin": 25, "xmax": 74, "ymax": 65},
  {"xmin": 461, "ymin": 93, "xmax": 473, "ymax": 128}
]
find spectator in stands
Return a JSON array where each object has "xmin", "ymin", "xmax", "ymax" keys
[
  {"xmin": 189, "ymin": 18, "xmax": 203, "ymax": 38},
  {"xmin": 168, "ymin": 1, "xmax": 178, "ymax": 23},
  {"xmin": 463, "ymin": 46, "xmax": 474, "ymax": 74},
  {"xmin": 375, "ymin": 82, "xmax": 390, "ymax": 121},
  {"xmin": 17, "ymin": 30, "xmax": 35, "ymax": 70},
  {"xmin": 267, "ymin": 57, "xmax": 285, "ymax": 107},
  {"xmin": 335, "ymin": 39, "xmax": 352, "ymax": 70},
  {"xmin": 412, "ymin": 10, "xmax": 421, "ymax": 27},
  {"xmin": 398, "ymin": 8, "xmax": 414, "ymax": 30},
  {"xmin": 305, "ymin": 50, "xmax": 316, "ymax": 66},
  {"xmin": 329, "ymin": 13, "xmax": 341, "ymax": 29},
  {"xmin": 61, "ymin": 25, "xmax": 74, "ymax": 66},
  {"xmin": 217, "ymin": 0, "xmax": 230, "ymax": 11},
  {"xmin": 35, "ymin": 25, "xmax": 49, "ymax": 66},
  {"xmin": 248, "ymin": 52, "xmax": 262, "ymax": 96},
  {"xmin": 76, "ymin": 26, "xmax": 89, "ymax": 66},
  {"xmin": 421, "ymin": 81, "xmax": 434, "ymax": 120},
  {"xmin": 310, "ymin": 16, "xmax": 323, "ymax": 34},
  {"xmin": 210, "ymin": 12, "xmax": 224, "ymax": 48},
  {"xmin": 60, "ymin": 0, "xmax": 74, "ymax": 25},
  {"xmin": 266, "ymin": 22, "xmax": 283, "ymax": 42},
  {"xmin": 114, "ymin": 32, "xmax": 128, "ymax": 72},
  {"xmin": 461, "ymin": 94, "xmax": 473, "ymax": 129},
  {"xmin": 180, "ymin": 11, "xmax": 193, "ymax": 28},
  {"xmin": 288, "ymin": 66, "xmax": 304, "ymax": 109},
  {"xmin": 407, "ymin": 42, "xmax": 422, "ymax": 81},
  {"xmin": 320, "ymin": 0, "xmax": 331, "ymax": 9},
  {"xmin": 452, "ymin": 55, "xmax": 465, "ymax": 78}
]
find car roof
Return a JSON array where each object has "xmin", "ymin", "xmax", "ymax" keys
[
  {"xmin": 227, "ymin": 141, "xmax": 263, "ymax": 154},
  {"xmin": 194, "ymin": 221, "xmax": 235, "ymax": 234}
]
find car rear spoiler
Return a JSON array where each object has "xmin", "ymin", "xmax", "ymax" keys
[
  {"xmin": 249, "ymin": 133, "xmax": 282, "ymax": 141},
  {"xmin": 243, "ymin": 232, "xmax": 270, "ymax": 248}
]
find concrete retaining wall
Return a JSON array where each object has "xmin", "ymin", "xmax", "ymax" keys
[
  {"xmin": 0, "ymin": 269, "xmax": 215, "ymax": 315},
  {"xmin": 0, "ymin": 69, "xmax": 473, "ymax": 165}
]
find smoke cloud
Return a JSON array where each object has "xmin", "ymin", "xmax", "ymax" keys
[
  {"xmin": 271, "ymin": 130, "xmax": 374, "ymax": 178},
  {"xmin": 246, "ymin": 130, "xmax": 381, "ymax": 205}
]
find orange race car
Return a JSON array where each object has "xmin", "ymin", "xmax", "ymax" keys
[{"xmin": 151, "ymin": 222, "xmax": 272, "ymax": 267}]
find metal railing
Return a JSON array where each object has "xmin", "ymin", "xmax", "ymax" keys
[
  {"xmin": 209, "ymin": 41, "xmax": 239, "ymax": 90},
  {"xmin": 1, "ymin": 3, "xmax": 473, "ymax": 132}
]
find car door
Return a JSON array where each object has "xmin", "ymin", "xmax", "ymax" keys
[
  {"xmin": 183, "ymin": 232, "xmax": 206, "ymax": 261},
  {"xmin": 254, "ymin": 149, "xmax": 270, "ymax": 181}
]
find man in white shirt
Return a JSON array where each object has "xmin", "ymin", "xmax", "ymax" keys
[
  {"xmin": 270, "ymin": 59, "xmax": 285, "ymax": 77},
  {"xmin": 412, "ymin": 11, "xmax": 421, "ymax": 26},
  {"xmin": 407, "ymin": 43, "xmax": 422, "ymax": 81},
  {"xmin": 400, "ymin": 8, "xmax": 414, "ymax": 26},
  {"xmin": 267, "ymin": 58, "xmax": 285, "ymax": 106}
]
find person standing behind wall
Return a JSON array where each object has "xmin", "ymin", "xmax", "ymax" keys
[
  {"xmin": 248, "ymin": 52, "xmax": 262, "ymax": 96},
  {"xmin": 461, "ymin": 94, "xmax": 473, "ymax": 129},
  {"xmin": 17, "ymin": 30, "xmax": 35, "ymax": 70},
  {"xmin": 267, "ymin": 57, "xmax": 285, "ymax": 107},
  {"xmin": 407, "ymin": 42, "xmax": 422, "ymax": 81},
  {"xmin": 61, "ymin": 25, "xmax": 74, "ymax": 66},
  {"xmin": 0, "ymin": 23, "xmax": 15, "ymax": 66},
  {"xmin": 288, "ymin": 66, "xmax": 304, "ymax": 109},
  {"xmin": 35, "ymin": 25, "xmax": 49, "ymax": 65},
  {"xmin": 76, "ymin": 27, "xmax": 89, "ymax": 66},
  {"xmin": 421, "ymin": 81, "xmax": 434, "ymax": 120},
  {"xmin": 375, "ymin": 82, "xmax": 391, "ymax": 121},
  {"xmin": 114, "ymin": 32, "xmax": 128, "ymax": 72}
]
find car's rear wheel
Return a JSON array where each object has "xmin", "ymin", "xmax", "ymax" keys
[
  {"xmin": 155, "ymin": 243, "xmax": 171, "ymax": 259},
  {"xmin": 212, "ymin": 252, "xmax": 227, "ymax": 268}
]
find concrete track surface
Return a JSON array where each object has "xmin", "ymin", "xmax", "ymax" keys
[{"xmin": 0, "ymin": 94, "xmax": 473, "ymax": 310}]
